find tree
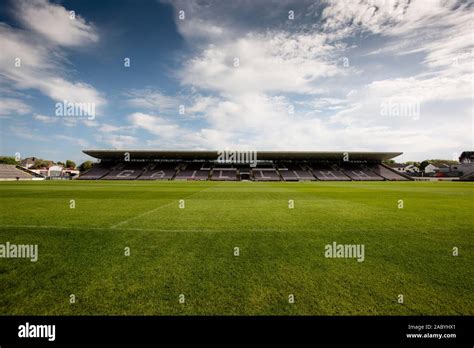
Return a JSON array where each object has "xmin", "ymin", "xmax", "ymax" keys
[
  {"xmin": 419, "ymin": 160, "xmax": 430, "ymax": 172},
  {"xmin": 0, "ymin": 156, "xmax": 17, "ymax": 165},
  {"xmin": 383, "ymin": 159, "xmax": 395, "ymax": 165},
  {"xmin": 66, "ymin": 160, "xmax": 76, "ymax": 169},
  {"xmin": 405, "ymin": 161, "xmax": 420, "ymax": 168},
  {"xmin": 78, "ymin": 161, "xmax": 94, "ymax": 172},
  {"xmin": 31, "ymin": 160, "xmax": 52, "ymax": 169}
]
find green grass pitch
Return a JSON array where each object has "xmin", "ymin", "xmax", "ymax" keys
[{"xmin": 0, "ymin": 180, "xmax": 472, "ymax": 315}]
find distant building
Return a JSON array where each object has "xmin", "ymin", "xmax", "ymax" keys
[
  {"xmin": 29, "ymin": 165, "xmax": 79, "ymax": 179},
  {"xmin": 389, "ymin": 163, "xmax": 419, "ymax": 174},
  {"xmin": 425, "ymin": 154, "xmax": 474, "ymax": 178},
  {"xmin": 425, "ymin": 163, "xmax": 450, "ymax": 174},
  {"xmin": 20, "ymin": 157, "xmax": 37, "ymax": 169}
]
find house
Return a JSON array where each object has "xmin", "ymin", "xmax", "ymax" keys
[
  {"xmin": 424, "ymin": 163, "xmax": 449, "ymax": 174},
  {"xmin": 20, "ymin": 157, "xmax": 37, "ymax": 169},
  {"xmin": 389, "ymin": 163, "xmax": 419, "ymax": 174}
]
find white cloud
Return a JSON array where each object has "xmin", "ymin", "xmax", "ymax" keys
[
  {"xmin": 323, "ymin": 0, "xmax": 473, "ymax": 71},
  {"xmin": 55, "ymin": 134, "xmax": 90, "ymax": 148},
  {"xmin": 181, "ymin": 31, "xmax": 346, "ymax": 94},
  {"xmin": 0, "ymin": 2, "xmax": 105, "ymax": 117},
  {"xmin": 128, "ymin": 112, "xmax": 180, "ymax": 139},
  {"xmin": 15, "ymin": 0, "xmax": 98, "ymax": 47},
  {"xmin": 33, "ymin": 114, "xmax": 57, "ymax": 123},
  {"xmin": 125, "ymin": 88, "xmax": 179, "ymax": 113},
  {"xmin": 0, "ymin": 97, "xmax": 31, "ymax": 117},
  {"xmin": 97, "ymin": 134, "xmax": 138, "ymax": 149},
  {"xmin": 187, "ymin": 95, "xmax": 219, "ymax": 114},
  {"xmin": 160, "ymin": 0, "xmax": 473, "ymax": 160},
  {"xmin": 98, "ymin": 123, "xmax": 134, "ymax": 133}
]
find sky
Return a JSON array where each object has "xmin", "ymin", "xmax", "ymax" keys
[{"xmin": 0, "ymin": 0, "xmax": 472, "ymax": 164}]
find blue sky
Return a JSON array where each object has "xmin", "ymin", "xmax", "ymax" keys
[{"xmin": 0, "ymin": 0, "xmax": 472, "ymax": 164}]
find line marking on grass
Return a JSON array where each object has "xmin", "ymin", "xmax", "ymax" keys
[
  {"xmin": 0, "ymin": 225, "xmax": 303, "ymax": 233},
  {"xmin": 0, "ymin": 224, "xmax": 222, "ymax": 232},
  {"xmin": 110, "ymin": 185, "xmax": 215, "ymax": 229}
]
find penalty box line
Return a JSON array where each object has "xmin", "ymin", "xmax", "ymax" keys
[{"xmin": 110, "ymin": 185, "xmax": 215, "ymax": 229}]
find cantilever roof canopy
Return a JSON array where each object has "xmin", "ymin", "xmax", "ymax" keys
[{"xmin": 83, "ymin": 150, "xmax": 402, "ymax": 161}]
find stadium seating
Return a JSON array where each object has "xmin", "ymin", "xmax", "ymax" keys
[
  {"xmin": 137, "ymin": 162, "xmax": 177, "ymax": 180},
  {"xmin": 366, "ymin": 164, "xmax": 408, "ymax": 181},
  {"xmin": 0, "ymin": 164, "xmax": 33, "ymax": 180},
  {"xmin": 311, "ymin": 165, "xmax": 351, "ymax": 181},
  {"xmin": 101, "ymin": 162, "xmax": 146, "ymax": 180},
  {"xmin": 77, "ymin": 163, "xmax": 112, "ymax": 180},
  {"xmin": 278, "ymin": 164, "xmax": 315, "ymax": 181},
  {"xmin": 252, "ymin": 168, "xmax": 281, "ymax": 181},
  {"xmin": 341, "ymin": 164, "xmax": 384, "ymax": 181},
  {"xmin": 174, "ymin": 170, "xmax": 210, "ymax": 180},
  {"xmin": 174, "ymin": 162, "xmax": 210, "ymax": 180},
  {"xmin": 77, "ymin": 158, "xmax": 412, "ymax": 182},
  {"xmin": 211, "ymin": 168, "xmax": 238, "ymax": 181}
]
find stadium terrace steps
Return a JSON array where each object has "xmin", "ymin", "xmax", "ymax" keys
[
  {"xmin": 459, "ymin": 171, "xmax": 474, "ymax": 181},
  {"xmin": 78, "ymin": 164, "xmax": 112, "ymax": 180},
  {"xmin": 211, "ymin": 169, "xmax": 238, "ymax": 181},
  {"xmin": 77, "ymin": 161, "xmax": 413, "ymax": 181},
  {"xmin": 252, "ymin": 168, "xmax": 281, "ymax": 181},
  {"xmin": 137, "ymin": 163, "xmax": 177, "ymax": 180},
  {"xmin": 173, "ymin": 162, "xmax": 211, "ymax": 180},
  {"xmin": 137, "ymin": 168, "xmax": 176, "ymax": 180},
  {"xmin": 0, "ymin": 164, "xmax": 33, "ymax": 180},
  {"xmin": 311, "ymin": 165, "xmax": 351, "ymax": 181},
  {"xmin": 341, "ymin": 165, "xmax": 384, "ymax": 181},
  {"xmin": 278, "ymin": 164, "xmax": 315, "ymax": 181},
  {"xmin": 101, "ymin": 163, "xmax": 146, "ymax": 180},
  {"xmin": 174, "ymin": 170, "xmax": 210, "ymax": 180},
  {"xmin": 368, "ymin": 164, "xmax": 409, "ymax": 181}
]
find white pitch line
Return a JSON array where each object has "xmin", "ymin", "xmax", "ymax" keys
[
  {"xmin": 0, "ymin": 225, "xmax": 302, "ymax": 233},
  {"xmin": 0, "ymin": 225, "xmax": 219, "ymax": 232},
  {"xmin": 110, "ymin": 200, "xmax": 177, "ymax": 229},
  {"xmin": 109, "ymin": 185, "xmax": 215, "ymax": 229}
]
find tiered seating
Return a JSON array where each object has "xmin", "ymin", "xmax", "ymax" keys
[
  {"xmin": 137, "ymin": 162, "xmax": 177, "ymax": 180},
  {"xmin": 102, "ymin": 162, "xmax": 145, "ymax": 180},
  {"xmin": 0, "ymin": 164, "xmax": 33, "ymax": 180},
  {"xmin": 459, "ymin": 171, "xmax": 474, "ymax": 181},
  {"xmin": 174, "ymin": 162, "xmax": 209, "ymax": 180},
  {"xmin": 252, "ymin": 168, "xmax": 281, "ymax": 181},
  {"xmin": 211, "ymin": 168, "xmax": 238, "ymax": 181},
  {"xmin": 77, "ymin": 160, "xmax": 405, "ymax": 181},
  {"xmin": 311, "ymin": 165, "xmax": 350, "ymax": 181},
  {"xmin": 278, "ymin": 164, "xmax": 315, "ymax": 181},
  {"xmin": 341, "ymin": 164, "xmax": 384, "ymax": 181},
  {"xmin": 78, "ymin": 163, "xmax": 111, "ymax": 180},
  {"xmin": 194, "ymin": 170, "xmax": 210, "ymax": 180},
  {"xmin": 367, "ymin": 164, "xmax": 408, "ymax": 181}
]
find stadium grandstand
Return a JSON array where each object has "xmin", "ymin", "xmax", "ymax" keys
[
  {"xmin": 80, "ymin": 150, "xmax": 412, "ymax": 181},
  {"xmin": 0, "ymin": 164, "xmax": 42, "ymax": 180}
]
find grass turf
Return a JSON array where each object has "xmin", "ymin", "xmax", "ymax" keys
[{"xmin": 0, "ymin": 180, "xmax": 472, "ymax": 315}]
